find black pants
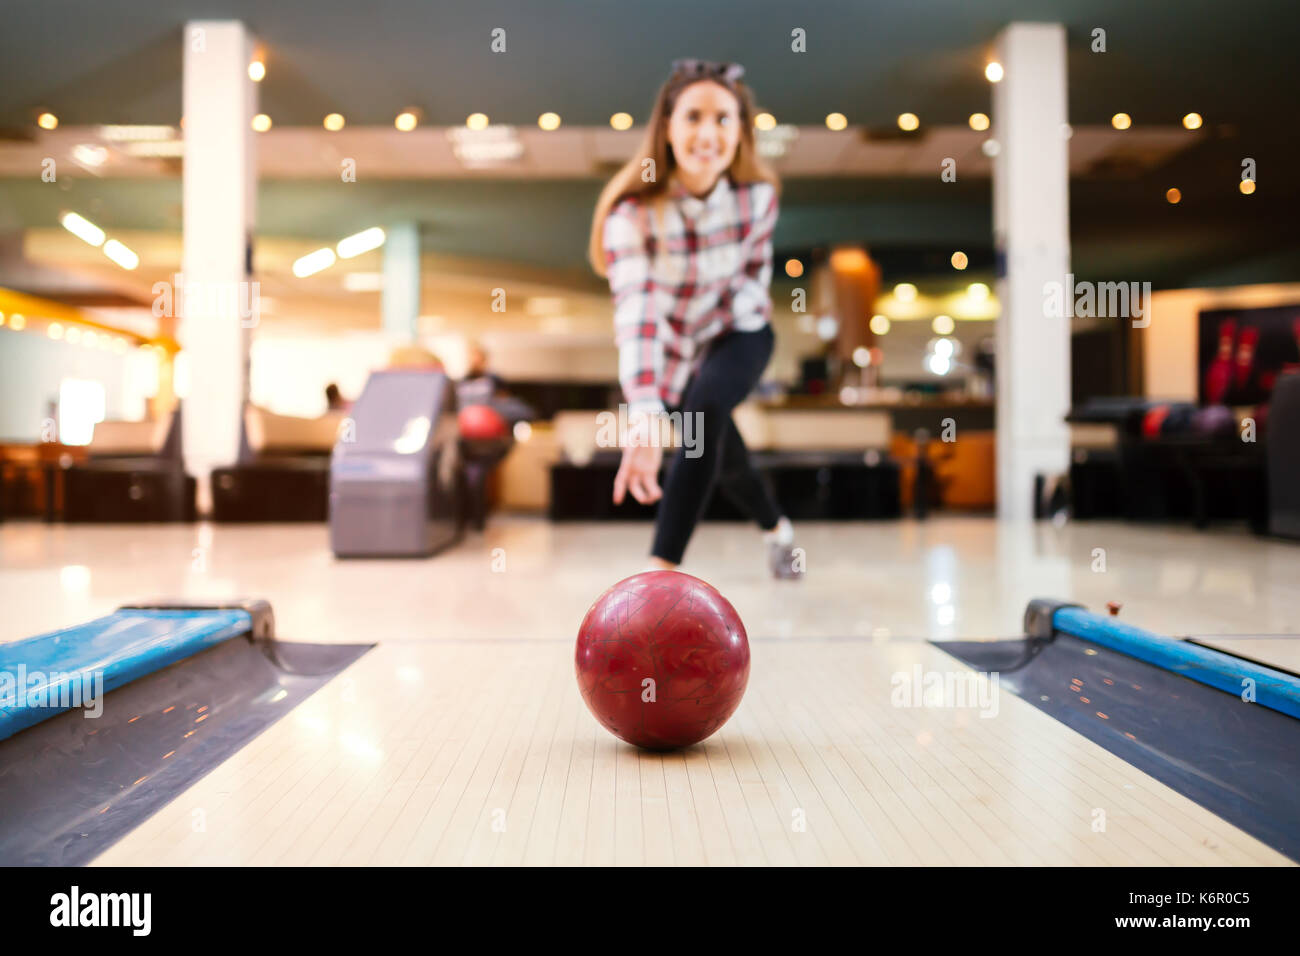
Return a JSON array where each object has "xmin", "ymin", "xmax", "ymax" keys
[
  {"xmin": 651, "ymin": 325, "xmax": 782, "ymax": 564},
  {"xmin": 460, "ymin": 438, "xmax": 511, "ymax": 530}
]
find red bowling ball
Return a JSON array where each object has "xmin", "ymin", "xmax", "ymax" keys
[
  {"xmin": 458, "ymin": 404, "xmax": 509, "ymax": 440},
  {"xmin": 575, "ymin": 571, "xmax": 750, "ymax": 750}
]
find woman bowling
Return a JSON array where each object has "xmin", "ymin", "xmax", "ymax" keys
[{"xmin": 588, "ymin": 59, "xmax": 801, "ymax": 580}]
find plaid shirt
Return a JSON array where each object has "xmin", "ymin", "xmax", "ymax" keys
[{"xmin": 602, "ymin": 176, "xmax": 777, "ymax": 414}]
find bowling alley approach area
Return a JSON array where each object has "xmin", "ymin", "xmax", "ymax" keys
[{"xmin": 3, "ymin": 0, "xmax": 1300, "ymax": 933}]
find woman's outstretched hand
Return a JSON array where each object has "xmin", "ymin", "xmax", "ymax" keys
[{"xmin": 613, "ymin": 441, "xmax": 663, "ymax": 505}]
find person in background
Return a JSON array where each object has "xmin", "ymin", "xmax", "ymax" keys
[
  {"xmin": 454, "ymin": 340, "xmax": 536, "ymax": 531},
  {"xmin": 455, "ymin": 341, "xmax": 535, "ymax": 427},
  {"xmin": 324, "ymin": 383, "xmax": 350, "ymax": 413},
  {"xmin": 456, "ymin": 341, "xmax": 503, "ymax": 409}
]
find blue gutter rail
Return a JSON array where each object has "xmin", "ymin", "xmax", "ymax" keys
[
  {"xmin": 0, "ymin": 609, "xmax": 252, "ymax": 742},
  {"xmin": 1031, "ymin": 600, "xmax": 1300, "ymax": 722}
]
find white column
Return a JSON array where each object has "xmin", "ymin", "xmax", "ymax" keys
[
  {"xmin": 181, "ymin": 20, "xmax": 256, "ymax": 513},
  {"xmin": 382, "ymin": 221, "xmax": 421, "ymax": 342},
  {"xmin": 992, "ymin": 22, "xmax": 1071, "ymax": 519}
]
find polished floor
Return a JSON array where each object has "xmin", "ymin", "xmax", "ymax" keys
[{"xmin": 2, "ymin": 516, "xmax": 1297, "ymax": 865}]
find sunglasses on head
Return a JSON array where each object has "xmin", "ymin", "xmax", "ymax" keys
[{"xmin": 671, "ymin": 59, "xmax": 745, "ymax": 83}]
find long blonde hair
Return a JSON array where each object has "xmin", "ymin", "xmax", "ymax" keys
[{"xmin": 588, "ymin": 62, "xmax": 779, "ymax": 277}]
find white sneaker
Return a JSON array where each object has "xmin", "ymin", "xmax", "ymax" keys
[{"xmin": 763, "ymin": 518, "xmax": 803, "ymax": 580}]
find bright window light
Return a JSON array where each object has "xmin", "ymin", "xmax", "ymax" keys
[
  {"xmin": 58, "ymin": 379, "xmax": 106, "ymax": 446},
  {"xmin": 173, "ymin": 351, "xmax": 191, "ymax": 399}
]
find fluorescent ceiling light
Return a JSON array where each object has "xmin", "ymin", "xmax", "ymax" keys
[
  {"xmin": 98, "ymin": 125, "xmax": 176, "ymax": 141},
  {"xmin": 103, "ymin": 239, "xmax": 139, "ymax": 270},
  {"xmin": 448, "ymin": 126, "xmax": 523, "ymax": 165},
  {"xmin": 71, "ymin": 144, "xmax": 109, "ymax": 167},
  {"xmin": 61, "ymin": 212, "xmax": 106, "ymax": 247},
  {"xmin": 122, "ymin": 140, "xmax": 185, "ymax": 158},
  {"xmin": 336, "ymin": 227, "xmax": 386, "ymax": 259},
  {"xmin": 293, "ymin": 248, "xmax": 337, "ymax": 278}
]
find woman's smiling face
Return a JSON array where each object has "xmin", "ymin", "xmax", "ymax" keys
[{"xmin": 665, "ymin": 80, "xmax": 741, "ymax": 192}]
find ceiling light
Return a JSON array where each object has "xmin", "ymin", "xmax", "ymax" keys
[
  {"xmin": 610, "ymin": 112, "xmax": 633, "ymax": 131},
  {"xmin": 324, "ymin": 113, "xmax": 345, "ymax": 131},
  {"xmin": 60, "ymin": 212, "xmax": 106, "ymax": 247},
  {"xmin": 897, "ymin": 112, "xmax": 919, "ymax": 131},
  {"xmin": 336, "ymin": 227, "xmax": 386, "ymax": 258},
  {"xmin": 985, "ymin": 62, "xmax": 1004, "ymax": 83},
  {"xmin": 825, "ymin": 112, "xmax": 847, "ymax": 131},
  {"xmin": 99, "ymin": 125, "xmax": 176, "ymax": 141},
  {"xmin": 122, "ymin": 140, "xmax": 184, "ymax": 157},
  {"xmin": 538, "ymin": 112, "xmax": 561, "ymax": 131},
  {"xmin": 448, "ymin": 126, "xmax": 523, "ymax": 165},
  {"xmin": 293, "ymin": 248, "xmax": 337, "ymax": 278},
  {"xmin": 103, "ymin": 239, "xmax": 139, "ymax": 270},
  {"xmin": 927, "ymin": 354, "xmax": 952, "ymax": 376},
  {"xmin": 72, "ymin": 144, "xmax": 109, "ymax": 167}
]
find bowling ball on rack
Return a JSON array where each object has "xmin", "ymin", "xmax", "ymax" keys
[{"xmin": 575, "ymin": 571, "xmax": 750, "ymax": 750}]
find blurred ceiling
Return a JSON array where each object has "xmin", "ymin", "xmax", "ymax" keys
[
  {"xmin": 3, "ymin": 0, "xmax": 1296, "ymax": 129},
  {"xmin": 0, "ymin": 0, "xmax": 1297, "ymax": 313}
]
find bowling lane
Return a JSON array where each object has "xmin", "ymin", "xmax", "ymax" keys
[
  {"xmin": 5, "ymin": 515, "xmax": 1298, "ymax": 648},
  {"xmin": 3, "ymin": 515, "xmax": 1295, "ymax": 866},
  {"xmin": 1188, "ymin": 636, "xmax": 1300, "ymax": 676},
  {"xmin": 90, "ymin": 635, "xmax": 1288, "ymax": 866}
]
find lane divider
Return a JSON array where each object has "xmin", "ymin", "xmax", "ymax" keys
[
  {"xmin": 1025, "ymin": 598, "xmax": 1300, "ymax": 721},
  {"xmin": 0, "ymin": 600, "xmax": 271, "ymax": 741}
]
